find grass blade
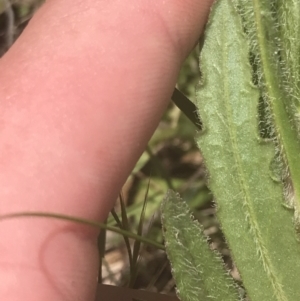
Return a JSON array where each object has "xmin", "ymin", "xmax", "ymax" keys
[
  {"xmin": 112, "ymin": 193, "xmax": 134, "ymax": 270},
  {"xmin": 111, "ymin": 207, "xmax": 134, "ymax": 270},
  {"xmin": 171, "ymin": 88, "xmax": 202, "ymax": 130},
  {"xmin": 132, "ymin": 179, "xmax": 150, "ymax": 265},
  {"xmin": 129, "ymin": 178, "xmax": 151, "ymax": 287},
  {"xmin": 0, "ymin": 211, "xmax": 164, "ymax": 250}
]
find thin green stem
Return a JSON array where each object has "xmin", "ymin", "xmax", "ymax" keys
[
  {"xmin": 0, "ymin": 211, "xmax": 165, "ymax": 250},
  {"xmin": 111, "ymin": 208, "xmax": 134, "ymax": 269}
]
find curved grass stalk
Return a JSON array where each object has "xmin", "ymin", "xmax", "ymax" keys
[{"xmin": 0, "ymin": 211, "xmax": 164, "ymax": 250}]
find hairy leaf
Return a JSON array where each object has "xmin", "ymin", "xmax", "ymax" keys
[
  {"xmin": 232, "ymin": 0, "xmax": 300, "ymax": 233},
  {"xmin": 277, "ymin": 0, "xmax": 300, "ymax": 121},
  {"xmin": 161, "ymin": 190, "xmax": 240, "ymax": 301},
  {"xmin": 196, "ymin": 0, "xmax": 300, "ymax": 300}
]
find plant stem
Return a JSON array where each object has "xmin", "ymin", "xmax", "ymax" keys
[{"xmin": 0, "ymin": 211, "xmax": 165, "ymax": 250}]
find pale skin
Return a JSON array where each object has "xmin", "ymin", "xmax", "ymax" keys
[{"xmin": 0, "ymin": 0, "xmax": 214, "ymax": 300}]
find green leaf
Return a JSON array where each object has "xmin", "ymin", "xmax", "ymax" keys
[
  {"xmin": 277, "ymin": 0, "xmax": 300, "ymax": 114},
  {"xmin": 232, "ymin": 0, "xmax": 300, "ymax": 232},
  {"xmin": 161, "ymin": 190, "xmax": 240, "ymax": 301},
  {"xmin": 196, "ymin": 0, "xmax": 300, "ymax": 300}
]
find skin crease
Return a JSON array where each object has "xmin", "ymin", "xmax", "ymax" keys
[{"xmin": 0, "ymin": 0, "xmax": 214, "ymax": 300}]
